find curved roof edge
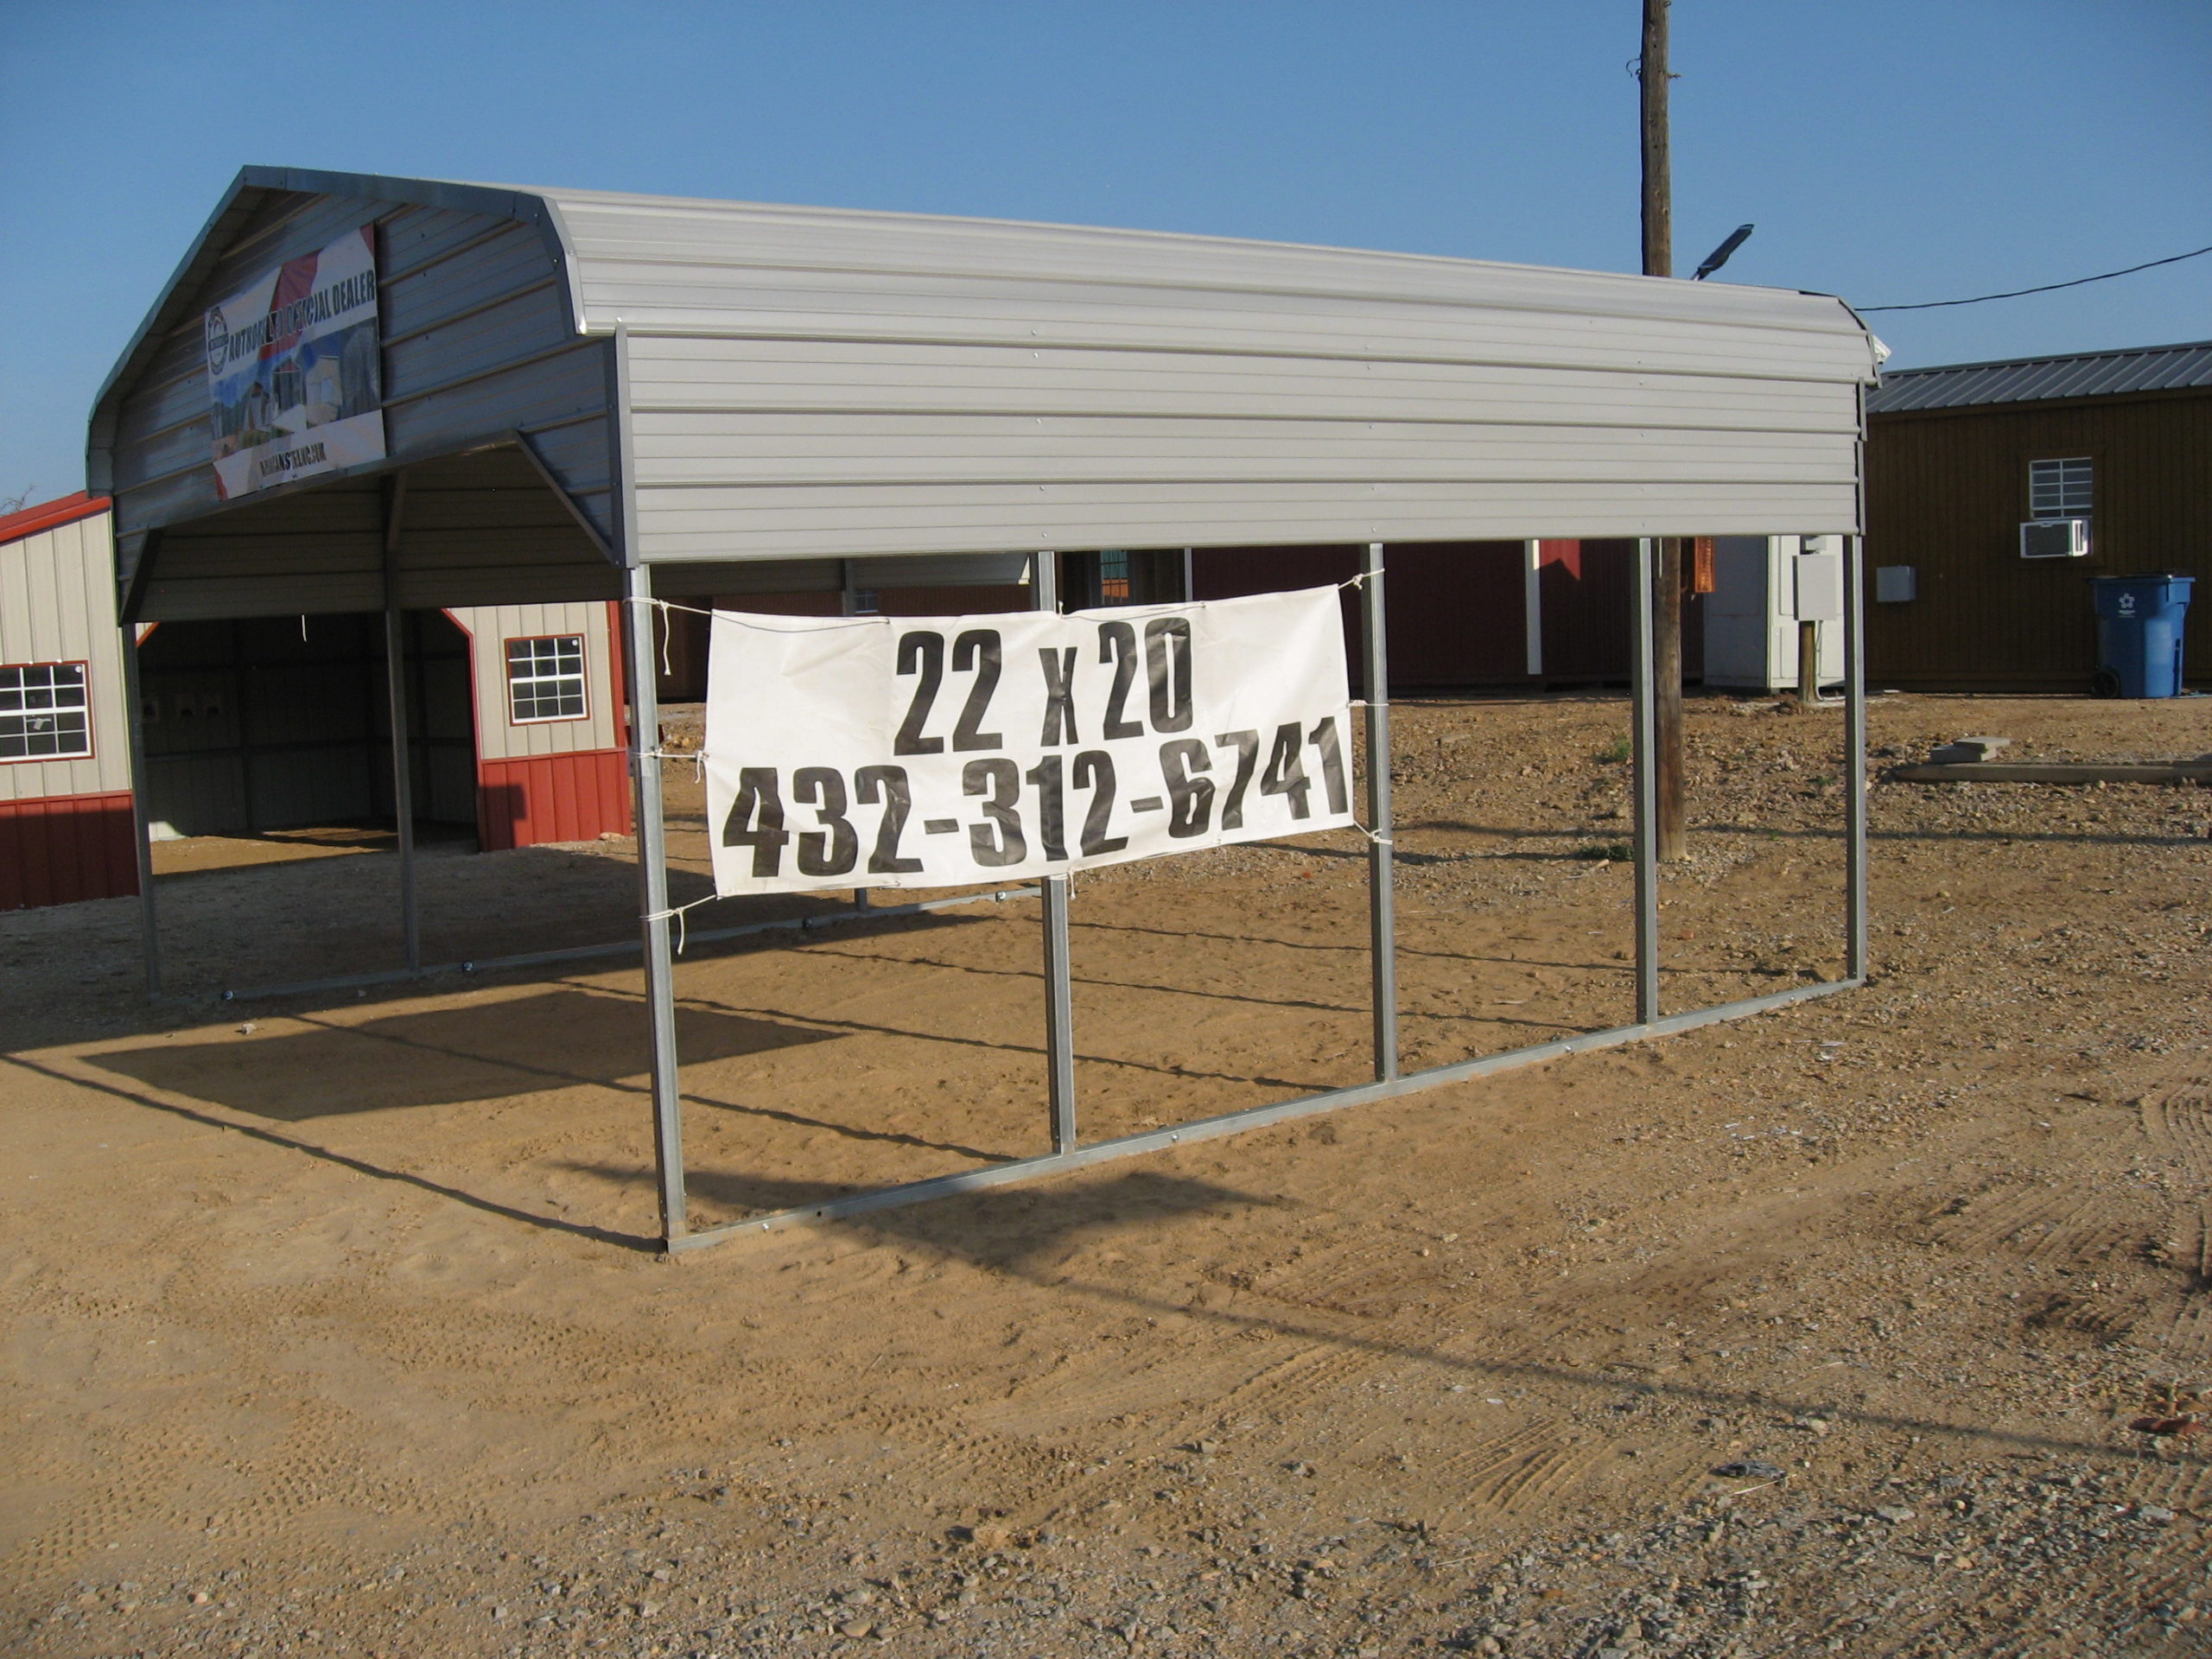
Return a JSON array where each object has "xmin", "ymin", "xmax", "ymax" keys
[
  {"xmin": 88, "ymin": 167, "xmax": 1884, "ymax": 496},
  {"xmin": 87, "ymin": 166, "xmax": 580, "ymax": 493}
]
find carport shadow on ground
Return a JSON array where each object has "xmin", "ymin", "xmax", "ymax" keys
[
  {"xmin": 39, "ymin": 937, "xmax": 2163, "ymax": 1471},
  {"xmin": 35, "ymin": 1043, "xmax": 2158, "ymax": 1470},
  {"xmin": 86, "ymin": 981, "xmax": 1030, "ymax": 1166},
  {"xmin": 560, "ymin": 1159, "xmax": 2164, "ymax": 1470},
  {"xmin": 131, "ymin": 836, "xmax": 874, "ymax": 997},
  {"xmin": 45, "ymin": 807, "xmax": 1834, "ymax": 1256},
  {"xmin": 32, "ymin": 999, "xmax": 1296, "ymax": 1255},
  {"xmin": 86, "ymin": 988, "xmax": 835, "ymax": 1119}
]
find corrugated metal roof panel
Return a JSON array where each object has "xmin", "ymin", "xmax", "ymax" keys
[
  {"xmin": 548, "ymin": 187, "xmax": 1876, "ymax": 556},
  {"xmin": 539, "ymin": 187, "xmax": 1875, "ymax": 378},
  {"xmin": 94, "ymin": 168, "xmax": 1883, "ymax": 594},
  {"xmin": 1869, "ymin": 340, "xmax": 2212, "ymax": 413}
]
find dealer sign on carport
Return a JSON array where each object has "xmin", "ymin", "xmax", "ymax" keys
[{"xmin": 203, "ymin": 226, "xmax": 385, "ymax": 499}]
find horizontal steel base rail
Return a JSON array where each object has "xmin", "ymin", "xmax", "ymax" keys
[
  {"xmin": 664, "ymin": 973, "xmax": 1859, "ymax": 1255},
  {"xmin": 217, "ymin": 885, "xmax": 1041, "ymax": 1004}
]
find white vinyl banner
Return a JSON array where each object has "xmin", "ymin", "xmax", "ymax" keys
[{"xmin": 702, "ymin": 586, "xmax": 1356, "ymax": 896}]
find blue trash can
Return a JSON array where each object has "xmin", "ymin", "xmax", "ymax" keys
[{"xmin": 2089, "ymin": 574, "xmax": 2193, "ymax": 698}]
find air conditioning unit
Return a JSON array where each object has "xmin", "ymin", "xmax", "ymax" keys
[{"xmin": 2020, "ymin": 518, "xmax": 2089, "ymax": 559}]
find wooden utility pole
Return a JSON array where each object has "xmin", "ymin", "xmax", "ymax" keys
[
  {"xmin": 1640, "ymin": 0, "xmax": 1671, "ymax": 282},
  {"xmin": 1641, "ymin": 0, "xmax": 1688, "ymax": 861}
]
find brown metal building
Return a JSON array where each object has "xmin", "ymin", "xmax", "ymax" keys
[{"xmin": 1865, "ymin": 340, "xmax": 2212, "ymax": 691}]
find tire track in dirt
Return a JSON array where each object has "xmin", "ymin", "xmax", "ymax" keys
[
  {"xmin": 1922, "ymin": 1183, "xmax": 2144, "ymax": 1268},
  {"xmin": 1424, "ymin": 1421, "xmax": 1604, "ymax": 1524},
  {"xmin": 1242, "ymin": 1242, "xmax": 1460, "ymax": 1325},
  {"xmin": 2127, "ymin": 1075, "xmax": 2212, "ymax": 1516},
  {"xmin": 963, "ymin": 1347, "xmax": 1276, "ymax": 1440}
]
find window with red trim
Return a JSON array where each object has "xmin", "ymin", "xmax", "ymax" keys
[
  {"xmin": 1, "ymin": 662, "xmax": 92, "ymax": 760},
  {"xmin": 505, "ymin": 635, "xmax": 588, "ymax": 723}
]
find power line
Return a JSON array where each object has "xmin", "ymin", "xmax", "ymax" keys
[{"xmin": 1860, "ymin": 244, "xmax": 2212, "ymax": 312}]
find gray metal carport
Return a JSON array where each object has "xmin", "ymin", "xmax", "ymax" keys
[{"xmin": 92, "ymin": 166, "xmax": 1882, "ymax": 1253}]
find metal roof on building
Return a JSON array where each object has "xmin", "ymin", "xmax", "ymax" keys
[
  {"xmin": 1868, "ymin": 339, "xmax": 2212, "ymax": 414},
  {"xmin": 93, "ymin": 168, "xmax": 1882, "ymax": 617},
  {"xmin": 0, "ymin": 491, "xmax": 109, "ymax": 548}
]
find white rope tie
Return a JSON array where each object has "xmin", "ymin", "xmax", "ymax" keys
[
  {"xmin": 621, "ymin": 593, "xmax": 881, "ymax": 632},
  {"xmin": 642, "ymin": 891, "xmax": 724, "ymax": 956},
  {"xmin": 622, "ymin": 593, "xmax": 719, "ymax": 621}
]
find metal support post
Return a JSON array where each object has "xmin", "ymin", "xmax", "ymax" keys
[
  {"xmin": 1630, "ymin": 538, "xmax": 1662, "ymax": 1025},
  {"xmin": 1361, "ymin": 543, "xmax": 1398, "ymax": 1082},
  {"xmin": 622, "ymin": 564, "xmax": 689, "ymax": 1243},
  {"xmin": 1654, "ymin": 537, "xmax": 1686, "ymax": 860},
  {"xmin": 1843, "ymin": 534, "xmax": 1869, "ymax": 981},
  {"xmin": 1034, "ymin": 551, "xmax": 1078, "ymax": 1153},
  {"xmin": 381, "ymin": 474, "xmax": 419, "ymax": 974},
  {"xmin": 120, "ymin": 625, "xmax": 160, "ymax": 1000}
]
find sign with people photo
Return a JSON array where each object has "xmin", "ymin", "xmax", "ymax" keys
[{"xmin": 702, "ymin": 586, "xmax": 1356, "ymax": 896}]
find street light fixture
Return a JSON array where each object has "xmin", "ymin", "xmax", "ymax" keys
[{"xmin": 1693, "ymin": 224, "xmax": 1755, "ymax": 281}]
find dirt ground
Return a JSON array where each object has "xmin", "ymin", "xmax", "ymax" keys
[{"xmin": 3, "ymin": 691, "xmax": 2209, "ymax": 1659}]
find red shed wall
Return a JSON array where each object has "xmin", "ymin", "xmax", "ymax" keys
[{"xmin": 0, "ymin": 791, "xmax": 139, "ymax": 909}]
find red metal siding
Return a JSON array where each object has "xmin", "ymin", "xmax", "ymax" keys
[
  {"xmin": 476, "ymin": 749, "xmax": 632, "ymax": 850},
  {"xmin": 1375, "ymin": 542, "xmax": 1528, "ymax": 686},
  {"xmin": 1538, "ymin": 538, "xmax": 1631, "ymax": 680},
  {"xmin": 0, "ymin": 791, "xmax": 139, "ymax": 909},
  {"xmin": 1192, "ymin": 543, "xmax": 1531, "ymax": 692}
]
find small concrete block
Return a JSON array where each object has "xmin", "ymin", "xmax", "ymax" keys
[{"xmin": 1929, "ymin": 736, "xmax": 2012, "ymax": 764}]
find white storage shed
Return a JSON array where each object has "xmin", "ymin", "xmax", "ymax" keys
[{"xmin": 1703, "ymin": 535, "xmax": 1849, "ymax": 693}]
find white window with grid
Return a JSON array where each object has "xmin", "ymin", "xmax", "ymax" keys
[
  {"xmin": 1, "ymin": 662, "xmax": 92, "ymax": 761},
  {"xmin": 505, "ymin": 635, "xmax": 588, "ymax": 723},
  {"xmin": 2030, "ymin": 457, "xmax": 2093, "ymax": 518}
]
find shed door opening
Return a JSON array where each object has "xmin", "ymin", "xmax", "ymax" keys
[{"xmin": 139, "ymin": 611, "xmax": 475, "ymax": 842}]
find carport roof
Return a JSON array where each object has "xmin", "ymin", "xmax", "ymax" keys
[
  {"xmin": 98, "ymin": 165, "xmax": 1884, "ymax": 442},
  {"xmin": 94, "ymin": 167, "xmax": 1883, "ymax": 597}
]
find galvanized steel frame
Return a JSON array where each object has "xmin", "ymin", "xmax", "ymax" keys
[
  {"xmin": 96, "ymin": 176, "xmax": 1876, "ymax": 1241},
  {"xmin": 115, "ymin": 512, "xmax": 1866, "ymax": 1240},
  {"xmin": 633, "ymin": 535, "xmax": 1870, "ymax": 1256}
]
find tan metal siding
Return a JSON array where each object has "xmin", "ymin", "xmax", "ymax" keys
[
  {"xmin": 140, "ymin": 444, "xmax": 618, "ymax": 622},
  {"xmin": 0, "ymin": 512, "xmax": 131, "ymax": 799},
  {"xmin": 626, "ymin": 340, "xmax": 1856, "ymax": 427},
  {"xmin": 451, "ymin": 601, "xmax": 619, "ymax": 760}
]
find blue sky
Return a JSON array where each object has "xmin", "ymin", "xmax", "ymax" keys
[{"xmin": 3, "ymin": 0, "xmax": 2205, "ymax": 505}]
